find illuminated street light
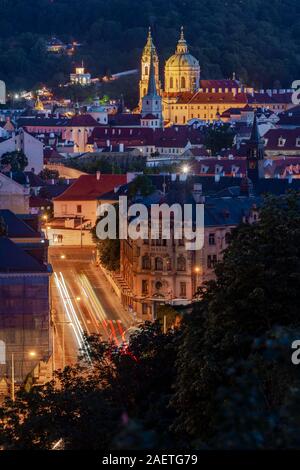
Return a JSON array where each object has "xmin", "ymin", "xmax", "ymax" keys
[
  {"xmin": 76, "ymin": 296, "xmax": 81, "ymax": 301},
  {"xmin": 28, "ymin": 350, "xmax": 37, "ymax": 358},
  {"xmin": 60, "ymin": 254, "xmax": 66, "ymax": 260},
  {"xmin": 182, "ymin": 165, "xmax": 189, "ymax": 174}
]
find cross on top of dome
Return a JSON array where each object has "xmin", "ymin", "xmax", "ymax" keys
[{"xmin": 176, "ymin": 26, "xmax": 188, "ymax": 54}]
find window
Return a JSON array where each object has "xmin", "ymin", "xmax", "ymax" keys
[
  {"xmin": 142, "ymin": 280, "xmax": 148, "ymax": 295},
  {"xmin": 225, "ymin": 232, "xmax": 231, "ymax": 245},
  {"xmin": 209, "ymin": 233, "xmax": 215, "ymax": 245},
  {"xmin": 142, "ymin": 255, "xmax": 151, "ymax": 270},
  {"xmin": 166, "ymin": 258, "xmax": 172, "ymax": 271},
  {"xmin": 155, "ymin": 257, "xmax": 163, "ymax": 271},
  {"xmin": 180, "ymin": 282, "xmax": 187, "ymax": 297},
  {"xmin": 208, "ymin": 255, "xmax": 217, "ymax": 268},
  {"xmin": 170, "ymin": 77, "xmax": 173, "ymax": 89},
  {"xmin": 77, "ymin": 205, "xmax": 82, "ymax": 214},
  {"xmin": 181, "ymin": 76, "xmax": 186, "ymax": 89},
  {"xmin": 0, "ymin": 340, "xmax": 5, "ymax": 365},
  {"xmin": 177, "ymin": 256, "xmax": 186, "ymax": 271},
  {"xmin": 145, "ymin": 65, "xmax": 149, "ymax": 76},
  {"xmin": 207, "ymin": 255, "xmax": 212, "ymax": 268},
  {"xmin": 142, "ymin": 303, "xmax": 148, "ymax": 315}
]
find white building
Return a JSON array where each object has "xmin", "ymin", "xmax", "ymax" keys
[
  {"xmin": 0, "ymin": 129, "xmax": 44, "ymax": 174},
  {"xmin": 0, "ymin": 81, "xmax": 6, "ymax": 105},
  {"xmin": 70, "ymin": 65, "xmax": 91, "ymax": 86}
]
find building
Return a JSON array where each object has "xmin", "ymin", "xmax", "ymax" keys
[
  {"xmin": 70, "ymin": 64, "xmax": 91, "ymax": 86},
  {"xmin": 141, "ymin": 54, "xmax": 163, "ymax": 128},
  {"xmin": 17, "ymin": 114, "xmax": 98, "ymax": 154},
  {"xmin": 49, "ymin": 172, "xmax": 128, "ymax": 245},
  {"xmin": 0, "ymin": 129, "xmax": 44, "ymax": 174},
  {"xmin": 0, "ymin": 80, "xmax": 6, "ymax": 105},
  {"xmin": 46, "ymin": 37, "xmax": 66, "ymax": 53},
  {"xmin": 0, "ymin": 237, "xmax": 51, "ymax": 385},
  {"xmin": 138, "ymin": 28, "xmax": 295, "ymax": 125},
  {"xmin": 0, "ymin": 172, "xmax": 29, "ymax": 214},
  {"xmin": 119, "ymin": 186, "xmax": 259, "ymax": 318},
  {"xmin": 263, "ymin": 128, "xmax": 300, "ymax": 157},
  {"xmin": 139, "ymin": 28, "xmax": 162, "ymax": 108}
]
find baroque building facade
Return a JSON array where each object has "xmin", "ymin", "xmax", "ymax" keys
[{"xmin": 139, "ymin": 27, "xmax": 252, "ymax": 125}]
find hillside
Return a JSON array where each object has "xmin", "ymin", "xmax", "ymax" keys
[{"xmin": 0, "ymin": 0, "xmax": 299, "ymax": 101}]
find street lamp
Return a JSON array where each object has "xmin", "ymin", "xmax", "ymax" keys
[
  {"xmin": 11, "ymin": 350, "xmax": 38, "ymax": 401},
  {"xmin": 194, "ymin": 266, "xmax": 201, "ymax": 292},
  {"xmin": 182, "ymin": 164, "xmax": 189, "ymax": 174},
  {"xmin": 60, "ymin": 254, "xmax": 66, "ymax": 260}
]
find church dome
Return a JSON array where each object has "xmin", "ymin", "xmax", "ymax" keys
[
  {"xmin": 164, "ymin": 27, "xmax": 200, "ymax": 94},
  {"xmin": 166, "ymin": 52, "xmax": 199, "ymax": 68}
]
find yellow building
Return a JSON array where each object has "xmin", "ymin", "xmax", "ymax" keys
[{"xmin": 139, "ymin": 27, "xmax": 249, "ymax": 124}]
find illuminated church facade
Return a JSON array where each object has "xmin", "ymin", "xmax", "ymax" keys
[{"xmin": 139, "ymin": 28, "xmax": 253, "ymax": 125}]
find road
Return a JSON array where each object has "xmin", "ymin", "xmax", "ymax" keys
[{"xmin": 49, "ymin": 247, "xmax": 133, "ymax": 370}]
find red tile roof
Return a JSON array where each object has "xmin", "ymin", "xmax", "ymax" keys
[
  {"xmin": 247, "ymin": 92, "xmax": 292, "ymax": 104},
  {"xmin": 53, "ymin": 174, "xmax": 127, "ymax": 201},
  {"xmin": 264, "ymin": 128, "xmax": 300, "ymax": 150},
  {"xmin": 200, "ymin": 79, "xmax": 240, "ymax": 90},
  {"xmin": 68, "ymin": 114, "xmax": 99, "ymax": 127},
  {"xmin": 89, "ymin": 125, "xmax": 205, "ymax": 149}
]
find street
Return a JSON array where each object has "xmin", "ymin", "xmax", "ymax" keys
[{"xmin": 49, "ymin": 247, "xmax": 134, "ymax": 370}]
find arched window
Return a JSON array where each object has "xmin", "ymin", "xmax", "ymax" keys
[
  {"xmin": 155, "ymin": 257, "xmax": 163, "ymax": 271},
  {"xmin": 181, "ymin": 76, "xmax": 186, "ymax": 89},
  {"xmin": 142, "ymin": 255, "xmax": 151, "ymax": 270},
  {"xmin": 145, "ymin": 65, "xmax": 149, "ymax": 76},
  {"xmin": 170, "ymin": 77, "xmax": 173, "ymax": 89},
  {"xmin": 166, "ymin": 257, "xmax": 172, "ymax": 271},
  {"xmin": 0, "ymin": 340, "xmax": 5, "ymax": 365},
  {"xmin": 177, "ymin": 256, "xmax": 186, "ymax": 271}
]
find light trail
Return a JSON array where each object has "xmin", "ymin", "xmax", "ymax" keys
[{"xmin": 54, "ymin": 272, "xmax": 91, "ymax": 360}]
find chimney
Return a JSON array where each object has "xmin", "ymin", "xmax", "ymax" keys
[
  {"xmin": 96, "ymin": 171, "xmax": 101, "ymax": 180},
  {"xmin": 119, "ymin": 143, "xmax": 124, "ymax": 152}
]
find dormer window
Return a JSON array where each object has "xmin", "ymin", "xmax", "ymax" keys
[
  {"xmin": 296, "ymin": 137, "xmax": 300, "ymax": 147},
  {"xmin": 278, "ymin": 137, "xmax": 285, "ymax": 147}
]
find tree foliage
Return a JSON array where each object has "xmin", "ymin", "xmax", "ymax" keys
[
  {"xmin": 0, "ymin": 150, "xmax": 28, "ymax": 172},
  {"xmin": 1, "ymin": 194, "xmax": 300, "ymax": 449},
  {"xmin": 0, "ymin": 0, "xmax": 299, "ymax": 102}
]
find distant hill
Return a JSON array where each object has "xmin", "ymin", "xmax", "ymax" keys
[{"xmin": 0, "ymin": 0, "xmax": 299, "ymax": 103}]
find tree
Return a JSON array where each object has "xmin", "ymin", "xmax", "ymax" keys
[
  {"xmin": 172, "ymin": 192, "xmax": 300, "ymax": 444},
  {"xmin": 203, "ymin": 123, "xmax": 235, "ymax": 155},
  {"xmin": 128, "ymin": 175, "xmax": 155, "ymax": 198},
  {"xmin": 0, "ymin": 217, "xmax": 7, "ymax": 237},
  {"xmin": 39, "ymin": 168, "xmax": 59, "ymax": 180},
  {"xmin": 0, "ymin": 323, "xmax": 180, "ymax": 449},
  {"xmin": 0, "ymin": 150, "xmax": 28, "ymax": 172}
]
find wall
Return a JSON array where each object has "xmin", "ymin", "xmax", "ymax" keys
[
  {"xmin": 53, "ymin": 199, "xmax": 98, "ymax": 226},
  {"xmin": 0, "ymin": 173, "xmax": 29, "ymax": 213},
  {"xmin": 0, "ymin": 273, "xmax": 51, "ymax": 383}
]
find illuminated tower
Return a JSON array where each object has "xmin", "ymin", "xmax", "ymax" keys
[
  {"xmin": 139, "ymin": 27, "xmax": 161, "ymax": 109},
  {"xmin": 141, "ymin": 55, "xmax": 163, "ymax": 128}
]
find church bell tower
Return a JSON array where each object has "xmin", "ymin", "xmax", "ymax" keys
[{"xmin": 139, "ymin": 27, "xmax": 161, "ymax": 109}]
